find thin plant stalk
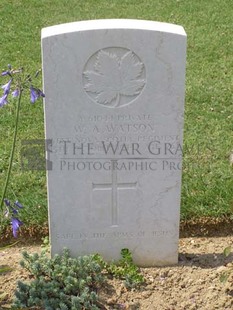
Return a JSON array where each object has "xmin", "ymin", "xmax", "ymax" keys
[{"xmin": 0, "ymin": 89, "xmax": 22, "ymax": 212}]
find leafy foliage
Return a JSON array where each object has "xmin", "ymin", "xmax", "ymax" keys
[
  {"xmin": 13, "ymin": 248, "xmax": 144, "ymax": 309},
  {"xmin": 95, "ymin": 248, "xmax": 145, "ymax": 289},
  {"xmin": 220, "ymin": 246, "xmax": 232, "ymax": 285},
  {"xmin": 13, "ymin": 249, "xmax": 105, "ymax": 310},
  {"xmin": 223, "ymin": 246, "xmax": 231, "ymax": 258},
  {"xmin": 40, "ymin": 235, "xmax": 50, "ymax": 252}
]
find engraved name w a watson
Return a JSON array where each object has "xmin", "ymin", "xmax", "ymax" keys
[{"xmin": 75, "ymin": 123, "xmax": 157, "ymax": 134}]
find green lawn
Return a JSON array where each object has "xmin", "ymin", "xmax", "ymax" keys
[{"xmin": 0, "ymin": 0, "xmax": 232, "ymax": 231}]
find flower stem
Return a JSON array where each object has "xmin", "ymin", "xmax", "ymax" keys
[{"xmin": 0, "ymin": 90, "xmax": 22, "ymax": 211}]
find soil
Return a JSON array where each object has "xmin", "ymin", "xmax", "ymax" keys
[{"xmin": 1, "ymin": 220, "xmax": 233, "ymax": 310}]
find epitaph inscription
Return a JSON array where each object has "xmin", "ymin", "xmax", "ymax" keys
[{"xmin": 56, "ymin": 229, "xmax": 177, "ymax": 240}]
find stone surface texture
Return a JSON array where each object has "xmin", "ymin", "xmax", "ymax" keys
[{"xmin": 42, "ymin": 19, "xmax": 186, "ymax": 266}]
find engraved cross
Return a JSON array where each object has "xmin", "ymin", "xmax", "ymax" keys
[{"xmin": 92, "ymin": 160, "xmax": 137, "ymax": 226}]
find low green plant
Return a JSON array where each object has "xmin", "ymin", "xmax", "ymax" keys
[
  {"xmin": 13, "ymin": 248, "xmax": 105, "ymax": 310},
  {"xmin": 41, "ymin": 235, "xmax": 50, "ymax": 252},
  {"xmin": 95, "ymin": 248, "xmax": 145, "ymax": 289},
  {"xmin": 13, "ymin": 248, "xmax": 144, "ymax": 309},
  {"xmin": 220, "ymin": 246, "xmax": 232, "ymax": 284}
]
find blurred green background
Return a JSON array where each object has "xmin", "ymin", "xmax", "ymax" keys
[{"xmin": 0, "ymin": 0, "xmax": 232, "ymax": 233}]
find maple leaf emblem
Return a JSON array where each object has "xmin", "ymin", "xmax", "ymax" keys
[{"xmin": 83, "ymin": 49, "xmax": 145, "ymax": 107}]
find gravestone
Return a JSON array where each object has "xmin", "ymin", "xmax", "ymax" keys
[{"xmin": 42, "ymin": 19, "xmax": 186, "ymax": 266}]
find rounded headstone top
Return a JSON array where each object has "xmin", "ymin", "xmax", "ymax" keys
[{"xmin": 41, "ymin": 19, "xmax": 186, "ymax": 38}]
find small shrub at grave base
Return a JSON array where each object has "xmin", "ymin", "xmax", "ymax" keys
[
  {"xmin": 94, "ymin": 248, "xmax": 145, "ymax": 289},
  {"xmin": 13, "ymin": 248, "xmax": 145, "ymax": 309},
  {"xmin": 13, "ymin": 248, "xmax": 105, "ymax": 310}
]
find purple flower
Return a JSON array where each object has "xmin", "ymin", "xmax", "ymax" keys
[
  {"xmin": 4, "ymin": 198, "xmax": 24, "ymax": 237},
  {"xmin": 11, "ymin": 217, "xmax": 23, "ymax": 237},
  {"xmin": 38, "ymin": 89, "xmax": 45, "ymax": 98},
  {"xmin": 0, "ymin": 94, "xmax": 8, "ymax": 107},
  {"xmin": 30, "ymin": 86, "xmax": 39, "ymax": 103},
  {"xmin": 1, "ymin": 65, "xmax": 12, "ymax": 76},
  {"xmin": 30, "ymin": 86, "xmax": 45, "ymax": 103},
  {"xmin": 12, "ymin": 89, "xmax": 20, "ymax": 97},
  {"xmin": 1, "ymin": 71, "xmax": 10, "ymax": 76},
  {"xmin": 4, "ymin": 198, "xmax": 11, "ymax": 207},
  {"xmin": 11, "ymin": 207, "xmax": 18, "ymax": 214},
  {"xmin": 2, "ymin": 79, "xmax": 12, "ymax": 95},
  {"xmin": 14, "ymin": 200, "xmax": 23, "ymax": 209}
]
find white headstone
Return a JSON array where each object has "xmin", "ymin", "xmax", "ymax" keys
[{"xmin": 42, "ymin": 19, "xmax": 186, "ymax": 267}]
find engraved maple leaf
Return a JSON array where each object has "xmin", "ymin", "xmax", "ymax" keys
[{"xmin": 84, "ymin": 50, "xmax": 145, "ymax": 107}]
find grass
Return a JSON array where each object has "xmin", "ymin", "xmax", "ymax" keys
[{"xmin": 0, "ymin": 0, "xmax": 232, "ymax": 232}]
